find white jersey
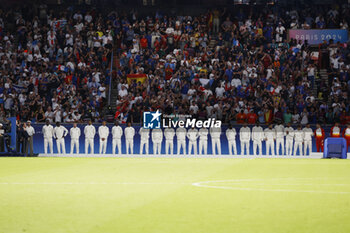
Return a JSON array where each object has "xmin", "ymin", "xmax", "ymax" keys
[
  {"xmin": 239, "ymin": 127, "xmax": 251, "ymax": 141},
  {"xmin": 84, "ymin": 125, "xmax": 96, "ymax": 139},
  {"xmin": 198, "ymin": 128, "xmax": 209, "ymax": 141},
  {"xmin": 125, "ymin": 127, "xmax": 135, "ymax": 140},
  {"xmin": 315, "ymin": 128, "xmax": 323, "ymax": 137},
  {"xmin": 264, "ymin": 128, "xmax": 276, "ymax": 140},
  {"xmin": 344, "ymin": 128, "xmax": 350, "ymax": 137},
  {"xmin": 152, "ymin": 128, "xmax": 163, "ymax": 142},
  {"xmin": 26, "ymin": 126, "xmax": 35, "ymax": 136},
  {"xmin": 98, "ymin": 125, "xmax": 109, "ymax": 139},
  {"xmin": 210, "ymin": 127, "xmax": 221, "ymax": 139},
  {"xmin": 303, "ymin": 128, "xmax": 314, "ymax": 141},
  {"xmin": 274, "ymin": 124, "xmax": 285, "ymax": 139},
  {"xmin": 332, "ymin": 126, "xmax": 341, "ymax": 137},
  {"xmin": 226, "ymin": 128, "xmax": 237, "ymax": 141},
  {"xmin": 112, "ymin": 125, "xmax": 123, "ymax": 139},
  {"xmin": 284, "ymin": 127, "xmax": 294, "ymax": 140},
  {"xmin": 42, "ymin": 125, "xmax": 54, "ymax": 139},
  {"xmin": 187, "ymin": 128, "xmax": 198, "ymax": 141},
  {"xmin": 164, "ymin": 128, "xmax": 175, "ymax": 140},
  {"xmin": 139, "ymin": 127, "xmax": 150, "ymax": 140},
  {"xmin": 54, "ymin": 126, "xmax": 68, "ymax": 139},
  {"xmin": 251, "ymin": 126, "xmax": 264, "ymax": 141},
  {"xmin": 294, "ymin": 130, "xmax": 304, "ymax": 142},
  {"xmin": 176, "ymin": 128, "xmax": 187, "ymax": 140},
  {"xmin": 70, "ymin": 127, "xmax": 81, "ymax": 139}
]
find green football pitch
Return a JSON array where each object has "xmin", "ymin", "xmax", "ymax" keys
[{"xmin": 1, "ymin": 158, "xmax": 350, "ymax": 233}]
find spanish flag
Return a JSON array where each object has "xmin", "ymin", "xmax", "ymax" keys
[{"xmin": 127, "ymin": 74, "xmax": 147, "ymax": 85}]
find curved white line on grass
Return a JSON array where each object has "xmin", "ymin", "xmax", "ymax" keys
[{"xmin": 192, "ymin": 178, "xmax": 350, "ymax": 194}]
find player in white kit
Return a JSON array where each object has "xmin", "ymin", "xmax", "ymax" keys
[
  {"xmin": 239, "ymin": 124, "xmax": 251, "ymax": 155},
  {"xmin": 198, "ymin": 127, "xmax": 209, "ymax": 155},
  {"xmin": 284, "ymin": 123, "xmax": 294, "ymax": 156},
  {"xmin": 152, "ymin": 128, "xmax": 163, "ymax": 155},
  {"xmin": 42, "ymin": 120, "xmax": 54, "ymax": 154},
  {"xmin": 54, "ymin": 122, "xmax": 68, "ymax": 155},
  {"xmin": 274, "ymin": 123, "xmax": 285, "ymax": 155},
  {"xmin": 264, "ymin": 124, "xmax": 276, "ymax": 156},
  {"xmin": 98, "ymin": 121, "xmax": 109, "ymax": 154},
  {"xmin": 84, "ymin": 121, "xmax": 96, "ymax": 154},
  {"xmin": 252, "ymin": 123, "xmax": 264, "ymax": 156},
  {"xmin": 293, "ymin": 125, "xmax": 304, "ymax": 156},
  {"xmin": 164, "ymin": 128, "xmax": 175, "ymax": 155},
  {"xmin": 139, "ymin": 127, "xmax": 150, "ymax": 155},
  {"xmin": 226, "ymin": 125, "xmax": 237, "ymax": 155},
  {"xmin": 112, "ymin": 122, "xmax": 123, "ymax": 155},
  {"xmin": 124, "ymin": 122, "xmax": 135, "ymax": 154},
  {"xmin": 70, "ymin": 123, "xmax": 81, "ymax": 154},
  {"xmin": 210, "ymin": 126, "xmax": 221, "ymax": 155},
  {"xmin": 187, "ymin": 127, "xmax": 198, "ymax": 155},
  {"xmin": 176, "ymin": 127, "xmax": 187, "ymax": 155},
  {"xmin": 303, "ymin": 124, "xmax": 314, "ymax": 156}
]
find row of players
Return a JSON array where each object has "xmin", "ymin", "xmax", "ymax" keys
[{"xmin": 41, "ymin": 121, "xmax": 350, "ymax": 155}]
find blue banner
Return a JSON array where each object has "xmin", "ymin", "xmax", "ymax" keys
[{"xmin": 289, "ymin": 29, "xmax": 349, "ymax": 44}]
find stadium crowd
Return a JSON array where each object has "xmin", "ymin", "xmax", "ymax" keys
[{"xmin": 0, "ymin": 3, "xmax": 349, "ymax": 126}]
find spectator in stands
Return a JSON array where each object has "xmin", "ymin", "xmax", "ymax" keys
[{"xmin": 0, "ymin": 2, "xmax": 347, "ymax": 127}]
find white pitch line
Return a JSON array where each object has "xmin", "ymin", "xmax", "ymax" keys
[
  {"xmin": 0, "ymin": 182, "xmax": 190, "ymax": 185},
  {"xmin": 191, "ymin": 178, "xmax": 350, "ymax": 194}
]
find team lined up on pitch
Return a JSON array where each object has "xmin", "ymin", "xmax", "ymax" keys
[{"xmin": 39, "ymin": 121, "xmax": 350, "ymax": 156}]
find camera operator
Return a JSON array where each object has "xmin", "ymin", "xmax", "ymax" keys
[
  {"xmin": 0, "ymin": 122, "xmax": 11, "ymax": 153},
  {"xmin": 0, "ymin": 123, "xmax": 4, "ymax": 152},
  {"xmin": 17, "ymin": 123, "xmax": 29, "ymax": 154}
]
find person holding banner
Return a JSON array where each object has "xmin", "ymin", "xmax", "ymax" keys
[{"xmin": 42, "ymin": 120, "xmax": 54, "ymax": 155}]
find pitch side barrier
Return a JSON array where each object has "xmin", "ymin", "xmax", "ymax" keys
[{"xmin": 28, "ymin": 123, "xmax": 342, "ymax": 155}]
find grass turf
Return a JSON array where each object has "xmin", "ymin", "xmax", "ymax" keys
[{"xmin": 0, "ymin": 158, "xmax": 350, "ymax": 233}]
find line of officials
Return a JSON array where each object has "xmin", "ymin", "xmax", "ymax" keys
[{"xmin": 27, "ymin": 120, "xmax": 350, "ymax": 156}]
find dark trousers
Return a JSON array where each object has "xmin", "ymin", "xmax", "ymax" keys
[{"xmin": 0, "ymin": 136, "xmax": 4, "ymax": 152}]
